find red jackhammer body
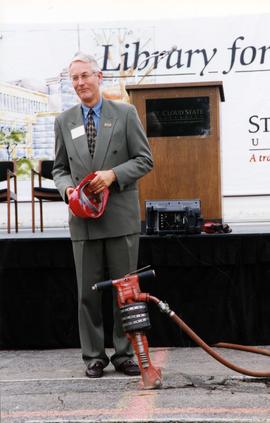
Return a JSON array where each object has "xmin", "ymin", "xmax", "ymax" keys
[{"xmin": 92, "ymin": 269, "xmax": 162, "ymax": 389}]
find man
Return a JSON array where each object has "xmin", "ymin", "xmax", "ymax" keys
[{"xmin": 52, "ymin": 53, "xmax": 153, "ymax": 378}]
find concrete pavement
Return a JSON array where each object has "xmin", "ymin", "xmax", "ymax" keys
[{"xmin": 1, "ymin": 346, "xmax": 270, "ymax": 422}]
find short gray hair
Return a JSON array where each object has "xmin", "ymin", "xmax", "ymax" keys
[{"xmin": 69, "ymin": 52, "xmax": 100, "ymax": 72}]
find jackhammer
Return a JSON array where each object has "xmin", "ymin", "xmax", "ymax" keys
[
  {"xmin": 93, "ymin": 268, "xmax": 162, "ymax": 388},
  {"xmin": 92, "ymin": 267, "xmax": 270, "ymax": 389}
]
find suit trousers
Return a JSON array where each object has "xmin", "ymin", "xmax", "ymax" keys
[{"xmin": 72, "ymin": 233, "xmax": 139, "ymax": 368}]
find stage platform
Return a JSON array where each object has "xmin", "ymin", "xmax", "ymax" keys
[
  {"xmin": 1, "ymin": 222, "xmax": 270, "ymax": 239},
  {"xmin": 1, "ymin": 223, "xmax": 270, "ymax": 350}
]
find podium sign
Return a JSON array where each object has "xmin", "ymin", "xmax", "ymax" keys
[
  {"xmin": 146, "ymin": 97, "xmax": 210, "ymax": 137},
  {"xmin": 126, "ymin": 82, "xmax": 225, "ymax": 221}
]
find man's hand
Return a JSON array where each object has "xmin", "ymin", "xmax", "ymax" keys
[
  {"xmin": 90, "ymin": 170, "xmax": 116, "ymax": 194},
  {"xmin": 66, "ymin": 186, "xmax": 75, "ymax": 201}
]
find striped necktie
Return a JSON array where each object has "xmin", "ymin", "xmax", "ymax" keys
[{"xmin": 86, "ymin": 109, "xmax": 97, "ymax": 158}]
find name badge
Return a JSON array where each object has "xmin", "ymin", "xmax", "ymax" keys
[{"xmin": 71, "ymin": 125, "xmax": 85, "ymax": 140}]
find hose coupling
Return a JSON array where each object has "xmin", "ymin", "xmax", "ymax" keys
[{"xmin": 157, "ymin": 300, "xmax": 172, "ymax": 315}]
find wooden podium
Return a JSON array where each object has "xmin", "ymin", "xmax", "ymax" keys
[{"xmin": 126, "ymin": 81, "xmax": 225, "ymax": 221}]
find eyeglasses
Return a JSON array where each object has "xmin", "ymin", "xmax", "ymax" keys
[{"xmin": 70, "ymin": 72, "xmax": 97, "ymax": 83}]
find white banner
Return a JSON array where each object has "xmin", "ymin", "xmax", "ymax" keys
[{"xmin": 1, "ymin": 14, "xmax": 270, "ymax": 224}]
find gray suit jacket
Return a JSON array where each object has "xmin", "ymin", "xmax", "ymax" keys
[{"xmin": 52, "ymin": 98, "xmax": 153, "ymax": 241}]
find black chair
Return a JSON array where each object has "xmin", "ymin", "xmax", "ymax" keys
[
  {"xmin": 31, "ymin": 160, "xmax": 63, "ymax": 232},
  {"xmin": 0, "ymin": 161, "xmax": 18, "ymax": 233}
]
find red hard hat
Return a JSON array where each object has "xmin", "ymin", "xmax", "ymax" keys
[{"xmin": 69, "ymin": 172, "xmax": 109, "ymax": 218}]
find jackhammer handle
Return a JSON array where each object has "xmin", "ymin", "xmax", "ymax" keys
[
  {"xmin": 92, "ymin": 269, "xmax": 155, "ymax": 291},
  {"xmin": 138, "ymin": 269, "xmax": 156, "ymax": 282},
  {"xmin": 92, "ymin": 279, "xmax": 112, "ymax": 291}
]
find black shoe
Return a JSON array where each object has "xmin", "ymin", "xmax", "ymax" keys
[
  {"xmin": 85, "ymin": 361, "xmax": 104, "ymax": 378},
  {"xmin": 115, "ymin": 359, "xmax": 140, "ymax": 376}
]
